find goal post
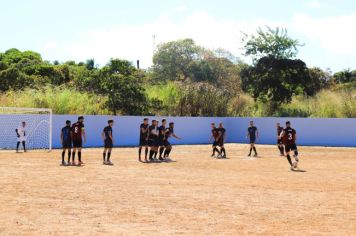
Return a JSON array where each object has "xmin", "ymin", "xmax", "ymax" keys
[{"xmin": 0, "ymin": 107, "xmax": 52, "ymax": 151}]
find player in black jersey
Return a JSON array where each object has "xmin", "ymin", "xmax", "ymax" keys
[
  {"xmin": 101, "ymin": 120, "xmax": 114, "ymax": 165},
  {"xmin": 209, "ymin": 123, "xmax": 221, "ymax": 157},
  {"xmin": 276, "ymin": 123, "xmax": 285, "ymax": 156},
  {"xmin": 280, "ymin": 121, "xmax": 299, "ymax": 170},
  {"xmin": 148, "ymin": 120, "xmax": 159, "ymax": 162},
  {"xmin": 217, "ymin": 122, "xmax": 227, "ymax": 158},
  {"xmin": 162, "ymin": 122, "xmax": 181, "ymax": 160},
  {"xmin": 158, "ymin": 119, "xmax": 167, "ymax": 161},
  {"xmin": 60, "ymin": 120, "xmax": 72, "ymax": 166},
  {"xmin": 246, "ymin": 120, "xmax": 259, "ymax": 157},
  {"xmin": 138, "ymin": 118, "xmax": 149, "ymax": 162}
]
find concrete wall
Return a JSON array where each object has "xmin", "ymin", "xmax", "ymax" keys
[
  {"xmin": 1, "ymin": 114, "xmax": 355, "ymax": 149},
  {"xmin": 52, "ymin": 115, "xmax": 356, "ymax": 148}
]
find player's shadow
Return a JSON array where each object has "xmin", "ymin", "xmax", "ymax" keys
[{"xmin": 144, "ymin": 159, "xmax": 177, "ymax": 164}]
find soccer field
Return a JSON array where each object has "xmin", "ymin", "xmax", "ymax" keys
[{"xmin": 0, "ymin": 144, "xmax": 355, "ymax": 235}]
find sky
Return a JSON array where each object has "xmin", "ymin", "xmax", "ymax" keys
[{"xmin": 1, "ymin": 0, "xmax": 355, "ymax": 72}]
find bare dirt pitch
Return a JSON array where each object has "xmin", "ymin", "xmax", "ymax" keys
[{"xmin": 0, "ymin": 144, "xmax": 355, "ymax": 235}]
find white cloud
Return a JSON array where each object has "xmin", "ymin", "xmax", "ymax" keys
[
  {"xmin": 293, "ymin": 12, "xmax": 356, "ymax": 55},
  {"xmin": 307, "ymin": 0, "xmax": 321, "ymax": 9},
  {"xmin": 41, "ymin": 9, "xmax": 282, "ymax": 68}
]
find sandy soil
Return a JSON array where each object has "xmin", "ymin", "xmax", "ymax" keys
[{"xmin": 0, "ymin": 144, "xmax": 355, "ymax": 235}]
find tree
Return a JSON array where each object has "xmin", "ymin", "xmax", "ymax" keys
[
  {"xmin": 241, "ymin": 56, "xmax": 311, "ymax": 105},
  {"xmin": 242, "ymin": 26, "xmax": 302, "ymax": 61},
  {"xmin": 98, "ymin": 59, "xmax": 149, "ymax": 115},
  {"xmin": 152, "ymin": 39, "xmax": 203, "ymax": 82},
  {"xmin": 333, "ymin": 69, "xmax": 356, "ymax": 84}
]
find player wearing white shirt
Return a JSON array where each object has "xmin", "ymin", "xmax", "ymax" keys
[{"xmin": 16, "ymin": 121, "xmax": 27, "ymax": 152}]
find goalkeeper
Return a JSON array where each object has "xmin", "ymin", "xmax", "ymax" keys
[{"xmin": 16, "ymin": 121, "xmax": 27, "ymax": 152}]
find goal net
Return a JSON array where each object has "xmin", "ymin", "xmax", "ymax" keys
[{"xmin": 0, "ymin": 107, "xmax": 52, "ymax": 151}]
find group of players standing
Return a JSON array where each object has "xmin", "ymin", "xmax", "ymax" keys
[
  {"xmin": 57, "ymin": 116, "xmax": 299, "ymax": 170},
  {"xmin": 58, "ymin": 117, "xmax": 182, "ymax": 166},
  {"xmin": 209, "ymin": 120, "xmax": 299, "ymax": 170}
]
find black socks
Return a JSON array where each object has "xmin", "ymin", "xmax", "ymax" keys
[
  {"xmin": 286, "ymin": 154, "xmax": 293, "ymax": 166},
  {"xmin": 72, "ymin": 152, "xmax": 76, "ymax": 162},
  {"xmin": 103, "ymin": 152, "xmax": 106, "ymax": 162},
  {"xmin": 67, "ymin": 151, "xmax": 71, "ymax": 163},
  {"xmin": 159, "ymin": 147, "xmax": 165, "ymax": 157},
  {"xmin": 62, "ymin": 151, "xmax": 65, "ymax": 162},
  {"xmin": 145, "ymin": 147, "xmax": 148, "ymax": 158},
  {"xmin": 78, "ymin": 152, "xmax": 82, "ymax": 162}
]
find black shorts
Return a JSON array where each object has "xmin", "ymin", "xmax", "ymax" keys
[
  {"xmin": 218, "ymin": 139, "xmax": 224, "ymax": 147},
  {"xmin": 212, "ymin": 140, "xmax": 219, "ymax": 147},
  {"xmin": 72, "ymin": 139, "xmax": 82, "ymax": 148},
  {"xmin": 163, "ymin": 140, "xmax": 171, "ymax": 147},
  {"xmin": 285, "ymin": 143, "xmax": 297, "ymax": 152},
  {"xmin": 157, "ymin": 138, "xmax": 165, "ymax": 147},
  {"xmin": 139, "ymin": 137, "xmax": 148, "ymax": 146},
  {"xmin": 104, "ymin": 139, "xmax": 113, "ymax": 148},
  {"xmin": 148, "ymin": 139, "xmax": 159, "ymax": 147},
  {"xmin": 250, "ymin": 137, "xmax": 256, "ymax": 144},
  {"xmin": 62, "ymin": 140, "xmax": 72, "ymax": 149}
]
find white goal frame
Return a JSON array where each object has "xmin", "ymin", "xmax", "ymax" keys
[{"xmin": 0, "ymin": 107, "xmax": 53, "ymax": 151}]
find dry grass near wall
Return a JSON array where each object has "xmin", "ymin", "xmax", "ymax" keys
[{"xmin": 0, "ymin": 87, "xmax": 109, "ymax": 115}]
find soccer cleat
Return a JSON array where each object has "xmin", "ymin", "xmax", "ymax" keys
[
  {"xmin": 72, "ymin": 162, "xmax": 77, "ymax": 166},
  {"xmin": 247, "ymin": 153, "xmax": 251, "ymax": 157},
  {"xmin": 253, "ymin": 154, "xmax": 258, "ymax": 157},
  {"xmin": 107, "ymin": 161, "xmax": 114, "ymax": 166},
  {"xmin": 159, "ymin": 157, "xmax": 164, "ymax": 161},
  {"xmin": 61, "ymin": 161, "xmax": 66, "ymax": 166},
  {"xmin": 103, "ymin": 161, "xmax": 107, "ymax": 165}
]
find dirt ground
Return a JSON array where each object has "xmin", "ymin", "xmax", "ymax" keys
[{"xmin": 0, "ymin": 144, "xmax": 355, "ymax": 235}]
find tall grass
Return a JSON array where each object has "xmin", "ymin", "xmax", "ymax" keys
[
  {"xmin": 278, "ymin": 90, "xmax": 356, "ymax": 118},
  {"xmin": 0, "ymin": 86, "xmax": 108, "ymax": 115}
]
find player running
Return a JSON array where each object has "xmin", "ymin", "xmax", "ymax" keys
[
  {"xmin": 71, "ymin": 116, "xmax": 86, "ymax": 166},
  {"xmin": 60, "ymin": 120, "xmax": 72, "ymax": 166},
  {"xmin": 247, "ymin": 120, "xmax": 259, "ymax": 157},
  {"xmin": 163, "ymin": 122, "xmax": 181, "ymax": 160},
  {"xmin": 138, "ymin": 118, "xmax": 149, "ymax": 162},
  {"xmin": 15, "ymin": 121, "xmax": 27, "ymax": 153},
  {"xmin": 276, "ymin": 122, "xmax": 285, "ymax": 156},
  {"xmin": 217, "ymin": 122, "xmax": 227, "ymax": 158},
  {"xmin": 158, "ymin": 119, "xmax": 167, "ymax": 161},
  {"xmin": 148, "ymin": 120, "xmax": 159, "ymax": 162},
  {"xmin": 280, "ymin": 121, "xmax": 299, "ymax": 170},
  {"xmin": 209, "ymin": 123, "xmax": 220, "ymax": 157},
  {"xmin": 102, "ymin": 120, "xmax": 114, "ymax": 165}
]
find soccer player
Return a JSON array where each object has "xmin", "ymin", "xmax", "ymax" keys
[
  {"xmin": 148, "ymin": 120, "xmax": 159, "ymax": 162},
  {"xmin": 158, "ymin": 119, "xmax": 167, "ymax": 161},
  {"xmin": 209, "ymin": 123, "xmax": 220, "ymax": 157},
  {"xmin": 15, "ymin": 121, "xmax": 27, "ymax": 153},
  {"xmin": 280, "ymin": 121, "xmax": 299, "ymax": 170},
  {"xmin": 138, "ymin": 118, "xmax": 149, "ymax": 162},
  {"xmin": 163, "ymin": 122, "xmax": 181, "ymax": 160},
  {"xmin": 247, "ymin": 120, "xmax": 259, "ymax": 157},
  {"xmin": 276, "ymin": 122, "xmax": 285, "ymax": 156},
  {"xmin": 102, "ymin": 120, "xmax": 114, "ymax": 165},
  {"xmin": 60, "ymin": 120, "xmax": 72, "ymax": 166},
  {"xmin": 217, "ymin": 122, "xmax": 227, "ymax": 158},
  {"xmin": 71, "ymin": 116, "xmax": 86, "ymax": 166}
]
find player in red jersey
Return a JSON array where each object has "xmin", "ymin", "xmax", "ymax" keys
[
  {"xmin": 71, "ymin": 116, "xmax": 86, "ymax": 166},
  {"xmin": 209, "ymin": 123, "xmax": 220, "ymax": 157},
  {"xmin": 280, "ymin": 121, "xmax": 299, "ymax": 170},
  {"xmin": 276, "ymin": 123, "xmax": 285, "ymax": 156}
]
